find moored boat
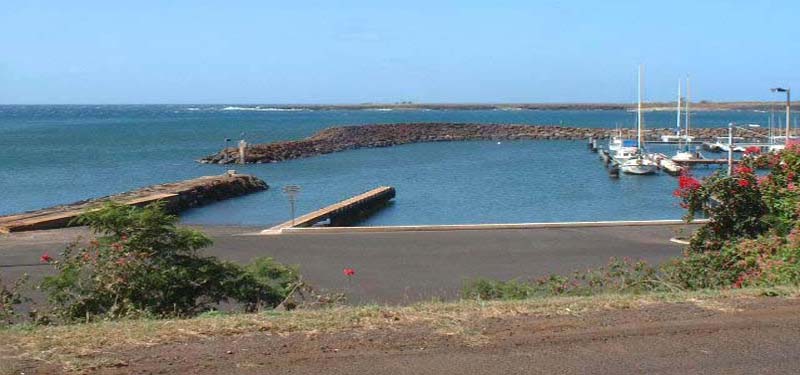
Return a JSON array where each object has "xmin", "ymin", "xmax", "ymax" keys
[{"xmin": 620, "ymin": 65, "xmax": 658, "ymax": 175}]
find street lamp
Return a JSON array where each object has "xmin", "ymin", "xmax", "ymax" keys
[
  {"xmin": 282, "ymin": 185, "xmax": 301, "ymax": 226},
  {"xmin": 771, "ymin": 87, "xmax": 791, "ymax": 140}
]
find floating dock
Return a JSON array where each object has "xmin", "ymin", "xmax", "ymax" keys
[
  {"xmin": 0, "ymin": 172, "xmax": 268, "ymax": 233},
  {"xmin": 262, "ymin": 186, "xmax": 396, "ymax": 234},
  {"xmin": 673, "ymin": 159, "xmax": 741, "ymax": 166}
]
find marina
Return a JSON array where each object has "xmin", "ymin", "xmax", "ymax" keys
[{"xmin": 1, "ymin": 105, "xmax": 796, "ymax": 227}]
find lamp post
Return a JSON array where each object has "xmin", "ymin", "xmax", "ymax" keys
[
  {"xmin": 771, "ymin": 87, "xmax": 791, "ymax": 140},
  {"xmin": 282, "ymin": 185, "xmax": 301, "ymax": 226},
  {"xmin": 727, "ymin": 122, "xmax": 734, "ymax": 175}
]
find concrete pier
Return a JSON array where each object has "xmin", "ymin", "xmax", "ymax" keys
[
  {"xmin": 263, "ymin": 186, "xmax": 396, "ymax": 234},
  {"xmin": 0, "ymin": 173, "xmax": 268, "ymax": 233}
]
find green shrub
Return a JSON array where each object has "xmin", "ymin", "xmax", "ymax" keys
[
  {"xmin": 40, "ymin": 203, "xmax": 300, "ymax": 321},
  {"xmin": 462, "ymin": 258, "xmax": 672, "ymax": 300},
  {"xmin": 0, "ymin": 273, "xmax": 28, "ymax": 326},
  {"xmin": 462, "ymin": 278, "xmax": 540, "ymax": 300}
]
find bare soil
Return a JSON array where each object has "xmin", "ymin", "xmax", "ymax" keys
[{"xmin": 6, "ymin": 295, "xmax": 800, "ymax": 374}]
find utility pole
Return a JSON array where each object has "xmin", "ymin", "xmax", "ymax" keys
[
  {"xmin": 771, "ymin": 87, "xmax": 791, "ymax": 140},
  {"xmin": 728, "ymin": 122, "xmax": 734, "ymax": 176}
]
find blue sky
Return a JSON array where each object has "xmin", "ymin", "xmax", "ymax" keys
[{"xmin": 1, "ymin": 0, "xmax": 798, "ymax": 104}]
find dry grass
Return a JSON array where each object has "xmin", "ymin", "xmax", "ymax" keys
[{"xmin": 1, "ymin": 286, "xmax": 798, "ymax": 373}]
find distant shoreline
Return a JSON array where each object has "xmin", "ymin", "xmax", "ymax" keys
[{"xmin": 1, "ymin": 102, "xmax": 797, "ymax": 111}]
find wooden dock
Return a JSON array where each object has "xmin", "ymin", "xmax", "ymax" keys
[
  {"xmin": 674, "ymin": 159, "xmax": 741, "ymax": 166},
  {"xmin": 0, "ymin": 173, "xmax": 267, "ymax": 233},
  {"xmin": 263, "ymin": 186, "xmax": 396, "ymax": 233}
]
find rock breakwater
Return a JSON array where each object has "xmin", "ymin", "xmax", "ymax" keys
[{"xmin": 199, "ymin": 123, "xmax": 767, "ymax": 164}]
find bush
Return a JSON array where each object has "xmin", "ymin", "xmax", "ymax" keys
[
  {"xmin": 463, "ymin": 258, "xmax": 673, "ymax": 300},
  {"xmin": 0, "ymin": 273, "xmax": 28, "ymax": 326},
  {"xmin": 40, "ymin": 203, "xmax": 300, "ymax": 321}
]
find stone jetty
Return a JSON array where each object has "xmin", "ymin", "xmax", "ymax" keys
[
  {"xmin": 0, "ymin": 172, "xmax": 267, "ymax": 233},
  {"xmin": 199, "ymin": 123, "xmax": 768, "ymax": 164}
]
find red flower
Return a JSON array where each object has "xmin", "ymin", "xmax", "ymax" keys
[
  {"xmin": 40, "ymin": 253, "xmax": 53, "ymax": 263},
  {"xmin": 744, "ymin": 146, "xmax": 761, "ymax": 155},
  {"xmin": 343, "ymin": 268, "xmax": 355, "ymax": 277},
  {"xmin": 734, "ymin": 165, "xmax": 753, "ymax": 175},
  {"xmin": 738, "ymin": 179, "xmax": 751, "ymax": 188},
  {"xmin": 678, "ymin": 174, "xmax": 701, "ymax": 190}
]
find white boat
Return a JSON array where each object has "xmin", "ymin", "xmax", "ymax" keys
[
  {"xmin": 621, "ymin": 65, "xmax": 658, "ymax": 175},
  {"xmin": 670, "ymin": 77, "xmax": 707, "ymax": 162},
  {"xmin": 705, "ymin": 136, "xmax": 745, "ymax": 152},
  {"xmin": 609, "ymin": 124, "xmax": 640, "ymax": 164},
  {"xmin": 661, "ymin": 134, "xmax": 694, "ymax": 143},
  {"xmin": 621, "ymin": 156, "xmax": 658, "ymax": 175}
]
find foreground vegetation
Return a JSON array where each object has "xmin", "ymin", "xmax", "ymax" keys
[
  {"xmin": 2, "ymin": 203, "xmax": 308, "ymax": 326},
  {"xmin": 2, "ymin": 286, "xmax": 797, "ymax": 372}
]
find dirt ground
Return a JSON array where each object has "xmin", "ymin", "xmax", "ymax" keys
[{"xmin": 6, "ymin": 294, "xmax": 800, "ymax": 374}]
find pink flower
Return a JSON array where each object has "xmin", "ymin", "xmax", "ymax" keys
[
  {"xmin": 343, "ymin": 268, "xmax": 355, "ymax": 277},
  {"xmin": 738, "ymin": 179, "xmax": 751, "ymax": 188},
  {"xmin": 40, "ymin": 253, "xmax": 53, "ymax": 263},
  {"xmin": 789, "ymin": 183, "xmax": 797, "ymax": 192}
]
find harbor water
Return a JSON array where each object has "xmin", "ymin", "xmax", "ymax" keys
[{"xmin": 0, "ymin": 105, "xmax": 780, "ymax": 226}]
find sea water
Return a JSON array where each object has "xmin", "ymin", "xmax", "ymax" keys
[{"xmin": 0, "ymin": 105, "xmax": 777, "ymax": 226}]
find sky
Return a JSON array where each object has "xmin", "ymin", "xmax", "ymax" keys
[{"xmin": 1, "ymin": 0, "xmax": 799, "ymax": 104}]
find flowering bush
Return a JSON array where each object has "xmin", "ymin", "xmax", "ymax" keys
[
  {"xmin": 676, "ymin": 166, "xmax": 766, "ymax": 252},
  {"xmin": 40, "ymin": 203, "xmax": 301, "ymax": 321},
  {"xmin": 671, "ymin": 144, "xmax": 800, "ymax": 288}
]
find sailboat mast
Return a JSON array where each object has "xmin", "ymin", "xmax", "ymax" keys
[
  {"xmin": 676, "ymin": 80, "xmax": 682, "ymax": 150},
  {"xmin": 676, "ymin": 80, "xmax": 682, "ymax": 135},
  {"xmin": 637, "ymin": 65, "xmax": 643, "ymax": 150},
  {"xmin": 685, "ymin": 77, "xmax": 691, "ymax": 152}
]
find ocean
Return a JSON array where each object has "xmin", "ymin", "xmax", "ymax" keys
[{"xmin": 0, "ymin": 105, "xmax": 778, "ymax": 227}]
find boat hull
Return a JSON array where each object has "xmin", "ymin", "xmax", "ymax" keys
[{"xmin": 621, "ymin": 160, "xmax": 658, "ymax": 175}]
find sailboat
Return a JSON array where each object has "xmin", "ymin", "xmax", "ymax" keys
[
  {"xmin": 609, "ymin": 122, "xmax": 638, "ymax": 163},
  {"xmin": 620, "ymin": 65, "xmax": 658, "ymax": 175},
  {"xmin": 673, "ymin": 78, "xmax": 698, "ymax": 161}
]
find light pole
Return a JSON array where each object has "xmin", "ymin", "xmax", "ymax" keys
[
  {"xmin": 771, "ymin": 87, "xmax": 791, "ymax": 140},
  {"xmin": 728, "ymin": 122, "xmax": 734, "ymax": 175},
  {"xmin": 282, "ymin": 185, "xmax": 301, "ymax": 226}
]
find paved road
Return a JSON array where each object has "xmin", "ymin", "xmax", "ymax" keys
[{"xmin": 0, "ymin": 224, "xmax": 692, "ymax": 304}]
